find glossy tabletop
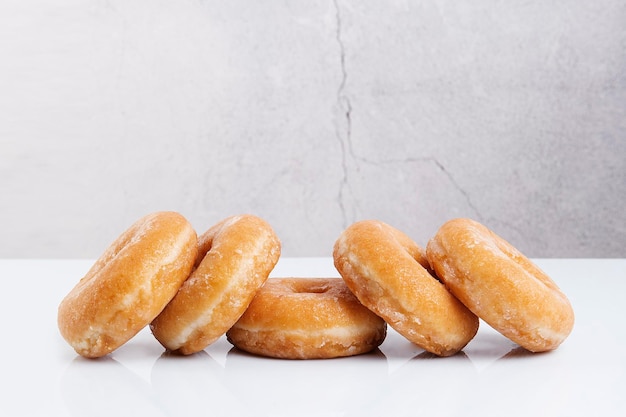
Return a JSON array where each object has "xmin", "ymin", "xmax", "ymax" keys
[{"xmin": 1, "ymin": 258, "xmax": 624, "ymax": 416}]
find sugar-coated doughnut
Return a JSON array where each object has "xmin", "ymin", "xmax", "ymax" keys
[
  {"xmin": 58, "ymin": 211, "xmax": 198, "ymax": 358},
  {"xmin": 426, "ymin": 218, "xmax": 575, "ymax": 352},
  {"xmin": 226, "ymin": 278, "xmax": 387, "ymax": 359},
  {"xmin": 333, "ymin": 220, "xmax": 479, "ymax": 357},
  {"xmin": 150, "ymin": 214, "xmax": 281, "ymax": 355}
]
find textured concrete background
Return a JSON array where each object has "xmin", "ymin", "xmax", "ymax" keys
[{"xmin": 2, "ymin": 0, "xmax": 625, "ymax": 258}]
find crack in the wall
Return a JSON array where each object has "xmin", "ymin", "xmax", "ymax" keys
[
  {"xmin": 427, "ymin": 158, "xmax": 484, "ymax": 221},
  {"xmin": 359, "ymin": 155, "xmax": 484, "ymax": 221},
  {"xmin": 387, "ymin": 156, "xmax": 482, "ymax": 221},
  {"xmin": 331, "ymin": 0, "xmax": 480, "ymax": 226},
  {"xmin": 333, "ymin": 0, "xmax": 353, "ymax": 228}
]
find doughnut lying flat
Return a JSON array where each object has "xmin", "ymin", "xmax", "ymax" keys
[
  {"xmin": 426, "ymin": 218, "xmax": 575, "ymax": 352},
  {"xmin": 333, "ymin": 220, "xmax": 479, "ymax": 357},
  {"xmin": 57, "ymin": 211, "xmax": 198, "ymax": 358},
  {"xmin": 151, "ymin": 214, "xmax": 281, "ymax": 355},
  {"xmin": 226, "ymin": 278, "xmax": 387, "ymax": 359}
]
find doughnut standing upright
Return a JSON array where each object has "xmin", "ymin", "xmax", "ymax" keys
[
  {"xmin": 227, "ymin": 278, "xmax": 387, "ymax": 359},
  {"xmin": 333, "ymin": 220, "xmax": 479, "ymax": 357},
  {"xmin": 426, "ymin": 218, "xmax": 575, "ymax": 352},
  {"xmin": 57, "ymin": 211, "xmax": 198, "ymax": 358},
  {"xmin": 151, "ymin": 214, "xmax": 281, "ymax": 355}
]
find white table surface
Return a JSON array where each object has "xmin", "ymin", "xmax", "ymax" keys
[{"xmin": 2, "ymin": 258, "xmax": 624, "ymax": 416}]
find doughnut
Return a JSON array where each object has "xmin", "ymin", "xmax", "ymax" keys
[
  {"xmin": 57, "ymin": 211, "xmax": 198, "ymax": 358},
  {"xmin": 333, "ymin": 220, "xmax": 479, "ymax": 357},
  {"xmin": 426, "ymin": 218, "xmax": 575, "ymax": 352},
  {"xmin": 226, "ymin": 278, "xmax": 387, "ymax": 359},
  {"xmin": 150, "ymin": 214, "xmax": 281, "ymax": 355}
]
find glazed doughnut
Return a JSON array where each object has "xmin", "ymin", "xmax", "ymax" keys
[
  {"xmin": 57, "ymin": 211, "xmax": 198, "ymax": 358},
  {"xmin": 226, "ymin": 278, "xmax": 387, "ymax": 359},
  {"xmin": 426, "ymin": 218, "xmax": 575, "ymax": 352},
  {"xmin": 333, "ymin": 220, "xmax": 479, "ymax": 357},
  {"xmin": 150, "ymin": 214, "xmax": 281, "ymax": 355}
]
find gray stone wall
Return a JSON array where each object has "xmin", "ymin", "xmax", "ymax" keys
[{"xmin": 2, "ymin": 1, "xmax": 625, "ymax": 258}]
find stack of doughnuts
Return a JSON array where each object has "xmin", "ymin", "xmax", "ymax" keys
[{"xmin": 58, "ymin": 213, "xmax": 574, "ymax": 359}]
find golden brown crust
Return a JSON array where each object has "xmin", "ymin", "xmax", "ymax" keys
[
  {"xmin": 57, "ymin": 212, "xmax": 198, "ymax": 358},
  {"xmin": 333, "ymin": 220, "xmax": 479, "ymax": 357},
  {"xmin": 150, "ymin": 214, "xmax": 281, "ymax": 355},
  {"xmin": 426, "ymin": 218, "xmax": 575, "ymax": 352},
  {"xmin": 226, "ymin": 278, "xmax": 387, "ymax": 359}
]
